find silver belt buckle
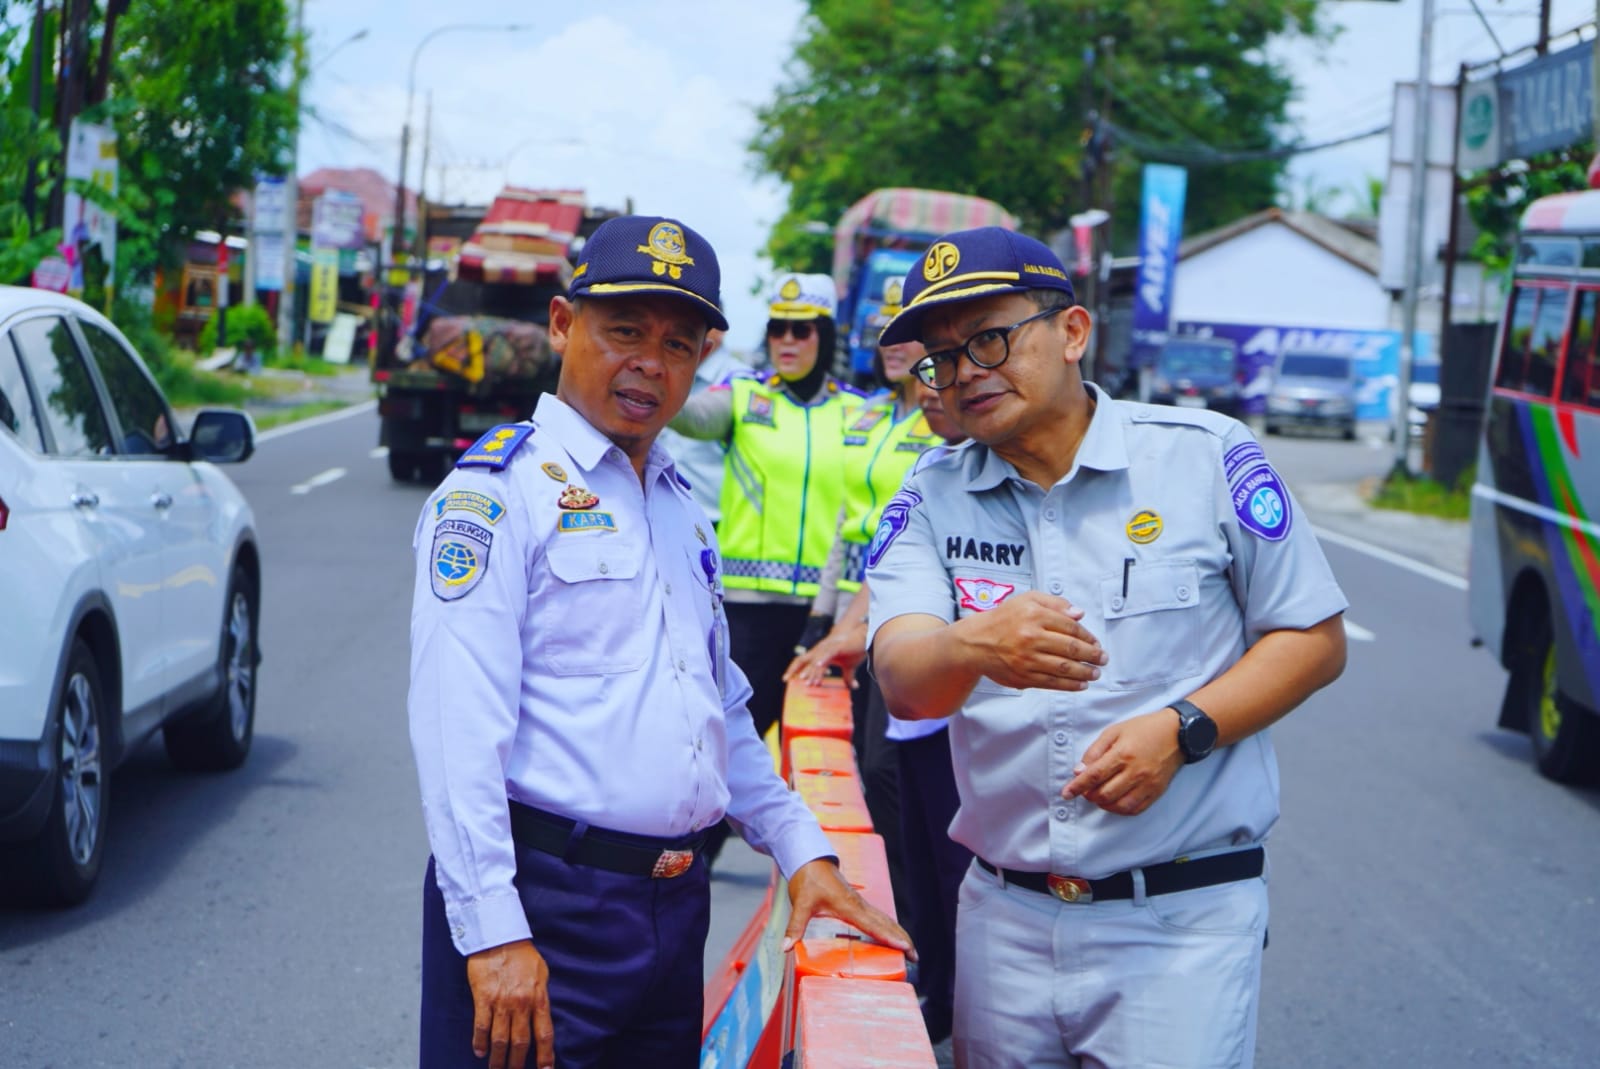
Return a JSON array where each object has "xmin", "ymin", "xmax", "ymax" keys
[
  {"xmin": 651, "ymin": 849, "xmax": 695, "ymax": 879},
  {"xmin": 1047, "ymin": 874, "xmax": 1093, "ymax": 903}
]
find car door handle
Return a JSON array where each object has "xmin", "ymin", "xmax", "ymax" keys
[
  {"xmin": 151, "ymin": 492, "xmax": 173, "ymax": 510},
  {"xmin": 70, "ymin": 491, "xmax": 100, "ymax": 510}
]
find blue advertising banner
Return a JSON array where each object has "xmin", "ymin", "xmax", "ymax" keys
[
  {"xmin": 1131, "ymin": 164, "xmax": 1188, "ymax": 366},
  {"xmin": 1175, "ymin": 321, "xmax": 1436, "ymax": 421}
]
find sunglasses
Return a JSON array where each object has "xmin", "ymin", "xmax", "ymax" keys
[{"xmin": 766, "ymin": 320, "xmax": 815, "ymax": 341}]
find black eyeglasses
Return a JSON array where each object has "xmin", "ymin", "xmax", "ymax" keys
[
  {"xmin": 912, "ymin": 306, "xmax": 1067, "ymax": 390},
  {"xmin": 767, "ymin": 320, "xmax": 815, "ymax": 341}
]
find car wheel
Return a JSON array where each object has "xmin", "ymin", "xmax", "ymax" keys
[
  {"xmin": 1505, "ymin": 602, "xmax": 1600, "ymax": 783},
  {"xmin": 1341, "ymin": 422, "xmax": 1357, "ymax": 441},
  {"xmin": 164, "ymin": 565, "xmax": 257, "ymax": 772},
  {"xmin": 5, "ymin": 639, "xmax": 110, "ymax": 906},
  {"xmin": 417, "ymin": 452, "xmax": 448, "ymax": 486},
  {"xmin": 388, "ymin": 449, "xmax": 421, "ymax": 483},
  {"xmin": 1264, "ymin": 423, "xmax": 1279, "ymax": 436}
]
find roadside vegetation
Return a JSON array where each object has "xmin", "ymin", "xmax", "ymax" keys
[{"xmin": 1370, "ymin": 467, "xmax": 1474, "ymax": 521}]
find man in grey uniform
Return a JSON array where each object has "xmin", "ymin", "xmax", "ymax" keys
[{"xmin": 866, "ymin": 227, "xmax": 1348, "ymax": 1068}]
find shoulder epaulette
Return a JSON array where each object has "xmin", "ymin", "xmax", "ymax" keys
[
  {"xmin": 457, "ymin": 423, "xmax": 536, "ymax": 470},
  {"xmin": 1125, "ymin": 402, "xmax": 1235, "ymax": 438}
]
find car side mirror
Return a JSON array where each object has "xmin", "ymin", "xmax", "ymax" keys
[{"xmin": 188, "ymin": 409, "xmax": 255, "ymax": 464}]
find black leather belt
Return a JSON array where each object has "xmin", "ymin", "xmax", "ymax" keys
[
  {"xmin": 976, "ymin": 846, "xmax": 1264, "ymax": 904},
  {"xmin": 508, "ymin": 801, "xmax": 706, "ymax": 879}
]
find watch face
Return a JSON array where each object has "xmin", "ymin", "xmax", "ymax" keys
[{"xmin": 1185, "ymin": 713, "xmax": 1219, "ymax": 757}]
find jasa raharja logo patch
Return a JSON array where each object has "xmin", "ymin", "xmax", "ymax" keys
[
  {"xmin": 923, "ymin": 241, "xmax": 960, "ymax": 282},
  {"xmin": 638, "ymin": 221, "xmax": 695, "ymax": 279}
]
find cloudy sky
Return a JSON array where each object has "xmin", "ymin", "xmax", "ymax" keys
[{"xmin": 297, "ymin": 0, "xmax": 1598, "ymax": 350}]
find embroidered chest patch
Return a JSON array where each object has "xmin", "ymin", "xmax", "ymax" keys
[{"xmin": 954, "ymin": 576, "xmax": 1015, "ymax": 612}]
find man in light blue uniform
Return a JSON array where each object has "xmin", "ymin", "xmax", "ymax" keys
[
  {"xmin": 867, "ymin": 227, "xmax": 1348, "ymax": 1068},
  {"xmin": 410, "ymin": 215, "xmax": 909, "ymax": 1069}
]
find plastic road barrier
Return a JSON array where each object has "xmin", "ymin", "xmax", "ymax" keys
[{"xmin": 794, "ymin": 977, "xmax": 938, "ymax": 1069}]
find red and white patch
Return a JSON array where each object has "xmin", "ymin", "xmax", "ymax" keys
[{"xmin": 955, "ymin": 576, "xmax": 1015, "ymax": 612}]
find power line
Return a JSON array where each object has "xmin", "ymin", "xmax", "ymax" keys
[{"xmin": 1107, "ymin": 118, "xmax": 1390, "ymax": 166}]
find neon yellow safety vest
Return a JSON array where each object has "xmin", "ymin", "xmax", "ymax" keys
[
  {"xmin": 837, "ymin": 393, "xmax": 941, "ymax": 592},
  {"xmin": 719, "ymin": 374, "xmax": 855, "ymax": 597}
]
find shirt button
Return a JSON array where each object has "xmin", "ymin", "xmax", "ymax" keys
[
  {"xmin": 1110, "ymin": 595, "xmax": 1125, "ymax": 611},
  {"xmin": 598, "ymin": 562, "xmax": 609, "ymax": 575},
  {"xmin": 665, "ymin": 582, "xmax": 673, "ymax": 595},
  {"xmin": 1049, "ymin": 580, "xmax": 1063, "ymax": 594},
  {"xmin": 1044, "ymin": 508, "xmax": 1058, "ymax": 522},
  {"xmin": 1053, "ymin": 730, "xmax": 1068, "ymax": 746},
  {"xmin": 1054, "ymin": 806, "xmax": 1069, "ymax": 821},
  {"xmin": 695, "ymin": 738, "xmax": 704, "ymax": 752},
  {"xmin": 677, "ymin": 659, "xmax": 687, "ymax": 672},
  {"xmin": 1177, "ymin": 585, "xmax": 1191, "ymax": 601},
  {"xmin": 451, "ymin": 925, "xmax": 465, "ymax": 939}
]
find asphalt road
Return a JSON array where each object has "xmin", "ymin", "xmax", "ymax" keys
[{"xmin": 2, "ymin": 408, "xmax": 1596, "ymax": 1067}]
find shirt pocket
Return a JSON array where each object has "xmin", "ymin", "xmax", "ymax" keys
[
  {"xmin": 538, "ymin": 541, "xmax": 647, "ymax": 676},
  {"xmin": 1097, "ymin": 558, "xmax": 1202, "ymax": 691}
]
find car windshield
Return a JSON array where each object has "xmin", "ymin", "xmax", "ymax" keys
[
  {"xmin": 1158, "ymin": 343, "xmax": 1234, "ymax": 376},
  {"xmin": 1411, "ymin": 361, "xmax": 1440, "ymax": 385},
  {"xmin": 1279, "ymin": 353, "xmax": 1353, "ymax": 380}
]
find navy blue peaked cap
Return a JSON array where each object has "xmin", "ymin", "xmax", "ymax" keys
[
  {"xmin": 568, "ymin": 215, "xmax": 728, "ymax": 331},
  {"xmin": 877, "ymin": 227, "xmax": 1075, "ymax": 346}
]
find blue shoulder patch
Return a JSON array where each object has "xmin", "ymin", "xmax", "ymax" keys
[{"xmin": 457, "ymin": 424, "xmax": 535, "ymax": 470}]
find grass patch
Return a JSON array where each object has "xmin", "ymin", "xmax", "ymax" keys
[
  {"xmin": 253, "ymin": 400, "xmax": 351, "ymax": 432},
  {"xmin": 155, "ymin": 352, "xmax": 253, "ymax": 407},
  {"xmin": 265, "ymin": 352, "xmax": 343, "ymax": 378},
  {"xmin": 1370, "ymin": 467, "xmax": 1473, "ymax": 520}
]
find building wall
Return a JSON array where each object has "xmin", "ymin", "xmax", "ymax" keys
[{"xmin": 1173, "ymin": 223, "xmax": 1391, "ymax": 331}]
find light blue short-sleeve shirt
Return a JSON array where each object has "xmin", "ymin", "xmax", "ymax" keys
[{"xmin": 866, "ymin": 384, "xmax": 1348, "ymax": 877}]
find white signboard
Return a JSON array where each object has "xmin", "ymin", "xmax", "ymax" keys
[{"xmin": 62, "ymin": 120, "xmax": 118, "ymax": 298}]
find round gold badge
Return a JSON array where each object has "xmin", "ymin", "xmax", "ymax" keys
[{"xmin": 1126, "ymin": 509, "xmax": 1163, "ymax": 544}]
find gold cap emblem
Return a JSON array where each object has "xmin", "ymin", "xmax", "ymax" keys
[
  {"xmin": 924, "ymin": 241, "xmax": 960, "ymax": 282},
  {"xmin": 779, "ymin": 276, "xmax": 802, "ymax": 301},
  {"xmin": 637, "ymin": 221, "xmax": 695, "ymax": 279}
]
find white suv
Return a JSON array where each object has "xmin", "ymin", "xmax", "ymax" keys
[{"xmin": 0, "ymin": 287, "xmax": 260, "ymax": 905}]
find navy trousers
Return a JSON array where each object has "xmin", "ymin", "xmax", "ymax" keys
[
  {"xmin": 896, "ymin": 727, "xmax": 972, "ymax": 1034},
  {"xmin": 420, "ymin": 846, "xmax": 710, "ymax": 1068}
]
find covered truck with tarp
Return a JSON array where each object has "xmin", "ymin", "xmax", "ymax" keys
[
  {"xmin": 832, "ymin": 187, "xmax": 1020, "ymax": 380},
  {"xmin": 374, "ymin": 188, "xmax": 618, "ymax": 483}
]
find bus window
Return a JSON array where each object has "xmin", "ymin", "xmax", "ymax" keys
[
  {"xmin": 1561, "ymin": 290, "xmax": 1600, "ymax": 407},
  {"xmin": 1526, "ymin": 288, "xmax": 1567, "ymax": 396},
  {"xmin": 1494, "ymin": 286, "xmax": 1539, "ymax": 391}
]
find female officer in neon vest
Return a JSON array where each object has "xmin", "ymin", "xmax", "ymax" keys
[{"xmin": 668, "ymin": 272, "xmax": 859, "ymax": 744}]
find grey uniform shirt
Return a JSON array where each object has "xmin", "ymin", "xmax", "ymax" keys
[{"xmin": 866, "ymin": 384, "xmax": 1347, "ymax": 876}]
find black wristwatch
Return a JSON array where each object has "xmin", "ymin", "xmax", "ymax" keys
[{"xmin": 1171, "ymin": 699, "xmax": 1218, "ymax": 764}]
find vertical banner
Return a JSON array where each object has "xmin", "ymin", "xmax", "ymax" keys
[
  {"xmin": 309, "ymin": 247, "xmax": 339, "ymax": 324},
  {"xmin": 62, "ymin": 120, "xmax": 119, "ymax": 304},
  {"xmin": 1130, "ymin": 164, "xmax": 1188, "ymax": 367},
  {"xmin": 253, "ymin": 177, "xmax": 288, "ymax": 291}
]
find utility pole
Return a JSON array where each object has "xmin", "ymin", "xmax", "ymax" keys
[
  {"xmin": 1392, "ymin": 0, "xmax": 1435, "ymax": 478},
  {"xmin": 1095, "ymin": 35, "xmax": 1115, "ymax": 384},
  {"xmin": 278, "ymin": 0, "xmax": 304, "ymax": 356},
  {"xmin": 418, "ymin": 91, "xmax": 432, "ymax": 269}
]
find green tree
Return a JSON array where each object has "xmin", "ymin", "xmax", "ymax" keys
[
  {"xmin": 750, "ymin": 0, "xmax": 1326, "ymax": 270},
  {"xmin": 1465, "ymin": 144, "xmax": 1593, "ymax": 276},
  {"xmin": 0, "ymin": 5, "xmax": 62, "ymax": 283},
  {"xmin": 105, "ymin": 0, "xmax": 294, "ymax": 282}
]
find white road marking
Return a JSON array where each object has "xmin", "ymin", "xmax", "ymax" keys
[
  {"xmin": 290, "ymin": 467, "xmax": 348, "ymax": 495},
  {"xmin": 369, "ymin": 446, "xmax": 389, "ymax": 459},
  {"xmin": 1311, "ymin": 524, "xmax": 1469, "ymax": 592},
  {"xmin": 254, "ymin": 399, "xmax": 377, "ymax": 443},
  {"xmin": 1343, "ymin": 619, "xmax": 1376, "ymax": 642}
]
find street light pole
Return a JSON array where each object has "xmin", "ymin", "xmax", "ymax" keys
[
  {"xmin": 1392, "ymin": 0, "xmax": 1436, "ymax": 478},
  {"xmin": 390, "ymin": 23, "xmax": 528, "ymax": 277}
]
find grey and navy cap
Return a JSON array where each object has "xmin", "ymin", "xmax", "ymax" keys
[{"xmin": 877, "ymin": 226, "xmax": 1075, "ymax": 347}]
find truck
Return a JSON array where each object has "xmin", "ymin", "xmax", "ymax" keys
[
  {"xmin": 831, "ymin": 187, "xmax": 1020, "ymax": 383},
  {"xmin": 372, "ymin": 187, "xmax": 622, "ymax": 483}
]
